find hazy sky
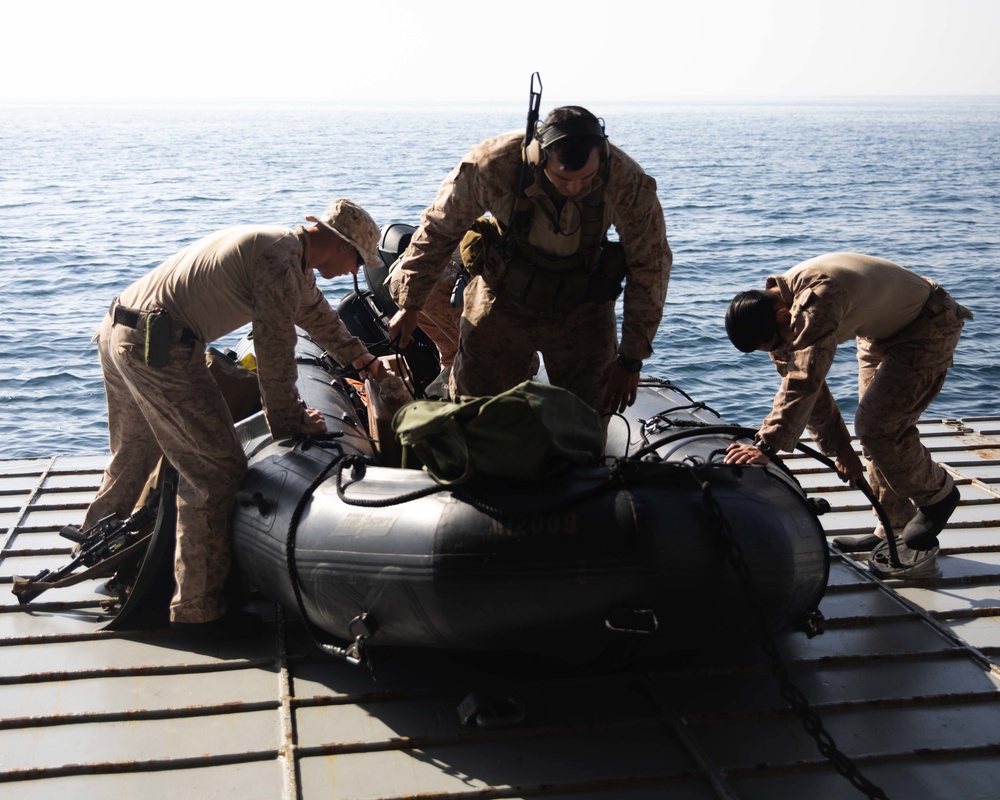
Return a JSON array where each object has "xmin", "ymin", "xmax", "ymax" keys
[{"xmin": 3, "ymin": 0, "xmax": 998, "ymax": 105}]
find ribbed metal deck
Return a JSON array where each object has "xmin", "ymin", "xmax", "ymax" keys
[{"xmin": 2, "ymin": 418, "xmax": 1000, "ymax": 799}]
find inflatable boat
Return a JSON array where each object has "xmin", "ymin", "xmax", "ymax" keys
[{"xmin": 225, "ymin": 226, "xmax": 831, "ymax": 666}]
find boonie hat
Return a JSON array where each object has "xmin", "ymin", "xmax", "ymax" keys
[{"xmin": 306, "ymin": 199, "xmax": 381, "ymax": 268}]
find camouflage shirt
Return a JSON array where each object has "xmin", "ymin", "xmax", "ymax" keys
[
  {"xmin": 117, "ymin": 225, "xmax": 368, "ymax": 438},
  {"xmin": 391, "ymin": 132, "xmax": 672, "ymax": 360},
  {"xmin": 757, "ymin": 253, "xmax": 934, "ymax": 454}
]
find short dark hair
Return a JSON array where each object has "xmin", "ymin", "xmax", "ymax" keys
[
  {"xmin": 540, "ymin": 106, "xmax": 605, "ymax": 170},
  {"xmin": 725, "ymin": 290, "xmax": 780, "ymax": 353}
]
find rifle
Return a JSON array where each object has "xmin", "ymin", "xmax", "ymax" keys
[
  {"xmin": 13, "ymin": 480, "xmax": 163, "ymax": 605},
  {"xmin": 452, "ymin": 72, "xmax": 543, "ymax": 308},
  {"xmin": 503, "ymin": 71, "xmax": 543, "ymax": 250},
  {"xmin": 523, "ymin": 72, "xmax": 544, "ymax": 152}
]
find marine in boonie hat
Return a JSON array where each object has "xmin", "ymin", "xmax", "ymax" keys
[{"xmin": 306, "ymin": 198, "xmax": 381, "ymax": 269}]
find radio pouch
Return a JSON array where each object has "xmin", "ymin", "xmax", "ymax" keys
[{"xmin": 144, "ymin": 309, "xmax": 173, "ymax": 368}]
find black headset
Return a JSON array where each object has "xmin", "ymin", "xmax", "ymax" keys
[{"xmin": 525, "ymin": 114, "xmax": 609, "ymax": 168}]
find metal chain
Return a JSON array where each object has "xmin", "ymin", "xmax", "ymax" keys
[{"xmin": 696, "ymin": 468, "xmax": 890, "ymax": 800}]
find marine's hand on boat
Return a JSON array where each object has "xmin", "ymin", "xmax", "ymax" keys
[
  {"xmin": 352, "ymin": 352, "xmax": 382, "ymax": 380},
  {"xmin": 723, "ymin": 442, "xmax": 771, "ymax": 466},
  {"xmin": 388, "ymin": 308, "xmax": 421, "ymax": 350},
  {"xmin": 834, "ymin": 443, "xmax": 865, "ymax": 484},
  {"xmin": 302, "ymin": 407, "xmax": 328, "ymax": 435},
  {"xmin": 604, "ymin": 364, "xmax": 639, "ymax": 413}
]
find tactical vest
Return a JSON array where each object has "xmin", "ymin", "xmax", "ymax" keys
[{"xmin": 459, "ymin": 156, "xmax": 627, "ymax": 314}]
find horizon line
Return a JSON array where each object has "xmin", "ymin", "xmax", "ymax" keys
[{"xmin": 3, "ymin": 93, "xmax": 999, "ymax": 109}]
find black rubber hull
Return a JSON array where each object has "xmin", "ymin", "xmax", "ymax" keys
[{"xmin": 231, "ymin": 335, "xmax": 829, "ymax": 664}]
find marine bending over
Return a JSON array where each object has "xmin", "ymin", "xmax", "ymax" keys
[
  {"xmin": 84, "ymin": 199, "xmax": 383, "ymax": 637},
  {"xmin": 387, "ymin": 104, "xmax": 672, "ymax": 418},
  {"xmin": 723, "ymin": 252, "xmax": 972, "ymax": 565}
]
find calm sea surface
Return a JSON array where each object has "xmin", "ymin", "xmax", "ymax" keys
[{"xmin": 1, "ymin": 99, "xmax": 998, "ymax": 459}]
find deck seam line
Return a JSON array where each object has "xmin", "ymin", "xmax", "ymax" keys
[
  {"xmin": 0, "ymin": 456, "xmax": 55, "ymax": 557},
  {"xmin": 276, "ymin": 607, "xmax": 300, "ymax": 800}
]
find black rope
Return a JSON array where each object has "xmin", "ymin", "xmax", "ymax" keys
[
  {"xmin": 790, "ymin": 440, "xmax": 901, "ymax": 568},
  {"xmin": 643, "ymin": 401, "xmax": 721, "ymax": 428},
  {"xmin": 334, "ymin": 454, "xmax": 444, "ymax": 507},
  {"xmin": 282, "ymin": 441, "xmax": 359, "ymax": 662},
  {"xmin": 333, "ymin": 452, "xmax": 629, "ymax": 519},
  {"xmin": 631, "ymin": 424, "xmax": 759, "ymax": 461},
  {"xmin": 628, "ymin": 422, "xmax": 897, "ymax": 567},
  {"xmin": 637, "ymin": 375, "xmax": 693, "ymax": 402}
]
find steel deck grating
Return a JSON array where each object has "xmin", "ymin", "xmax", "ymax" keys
[{"xmin": 2, "ymin": 418, "xmax": 1000, "ymax": 799}]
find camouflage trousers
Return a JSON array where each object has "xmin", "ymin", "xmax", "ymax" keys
[
  {"xmin": 450, "ymin": 275, "xmax": 618, "ymax": 415},
  {"xmin": 85, "ymin": 314, "xmax": 247, "ymax": 624},
  {"xmin": 855, "ymin": 286, "xmax": 972, "ymax": 529},
  {"xmin": 389, "ymin": 254, "xmax": 462, "ymax": 367}
]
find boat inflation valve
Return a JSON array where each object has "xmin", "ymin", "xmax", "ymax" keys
[
  {"xmin": 236, "ymin": 490, "xmax": 271, "ymax": 517},
  {"xmin": 605, "ymin": 607, "xmax": 659, "ymax": 634},
  {"xmin": 458, "ymin": 693, "xmax": 527, "ymax": 729}
]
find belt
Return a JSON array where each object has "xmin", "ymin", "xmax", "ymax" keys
[{"xmin": 110, "ymin": 299, "xmax": 199, "ymax": 344}]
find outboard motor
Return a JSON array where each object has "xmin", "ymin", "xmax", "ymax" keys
[
  {"xmin": 365, "ymin": 222, "xmax": 416, "ymax": 315},
  {"xmin": 338, "ymin": 222, "xmax": 440, "ymax": 396}
]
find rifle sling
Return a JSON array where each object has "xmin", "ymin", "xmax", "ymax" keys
[{"xmin": 12, "ymin": 534, "xmax": 153, "ymax": 595}]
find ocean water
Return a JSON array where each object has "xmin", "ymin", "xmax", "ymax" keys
[{"xmin": 1, "ymin": 99, "xmax": 998, "ymax": 459}]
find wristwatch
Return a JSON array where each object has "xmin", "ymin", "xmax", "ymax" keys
[
  {"xmin": 616, "ymin": 355, "xmax": 643, "ymax": 374},
  {"xmin": 753, "ymin": 436, "xmax": 776, "ymax": 457}
]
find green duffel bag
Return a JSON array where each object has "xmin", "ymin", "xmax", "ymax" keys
[{"xmin": 392, "ymin": 380, "xmax": 604, "ymax": 486}]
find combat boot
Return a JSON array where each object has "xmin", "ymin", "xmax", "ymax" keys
[{"xmin": 901, "ymin": 485, "xmax": 960, "ymax": 550}]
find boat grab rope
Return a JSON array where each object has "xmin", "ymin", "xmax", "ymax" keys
[
  {"xmin": 696, "ymin": 469, "xmax": 890, "ymax": 799},
  {"xmin": 637, "ymin": 424, "xmax": 901, "ymax": 568},
  {"xmin": 282, "ymin": 441, "xmax": 378, "ymax": 671},
  {"xmin": 332, "ymin": 451, "xmax": 632, "ymax": 518},
  {"xmin": 334, "ymin": 454, "xmax": 444, "ymax": 507},
  {"xmin": 639, "ymin": 405, "xmax": 719, "ymax": 442},
  {"xmin": 636, "ymin": 375, "xmax": 688, "ymax": 397},
  {"xmin": 627, "ymin": 420, "xmax": 905, "ymax": 574}
]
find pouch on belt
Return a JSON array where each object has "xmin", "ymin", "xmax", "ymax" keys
[{"xmin": 144, "ymin": 309, "xmax": 174, "ymax": 369}]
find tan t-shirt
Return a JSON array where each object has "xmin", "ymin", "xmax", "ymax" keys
[
  {"xmin": 758, "ymin": 252, "xmax": 933, "ymax": 453},
  {"xmin": 118, "ymin": 225, "xmax": 367, "ymax": 437}
]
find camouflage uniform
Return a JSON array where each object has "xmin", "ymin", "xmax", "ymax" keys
[
  {"xmin": 388, "ymin": 249, "xmax": 463, "ymax": 367},
  {"xmin": 756, "ymin": 253, "xmax": 973, "ymax": 530},
  {"xmin": 391, "ymin": 132, "xmax": 671, "ymax": 414},
  {"xmin": 86, "ymin": 223, "xmax": 371, "ymax": 624}
]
